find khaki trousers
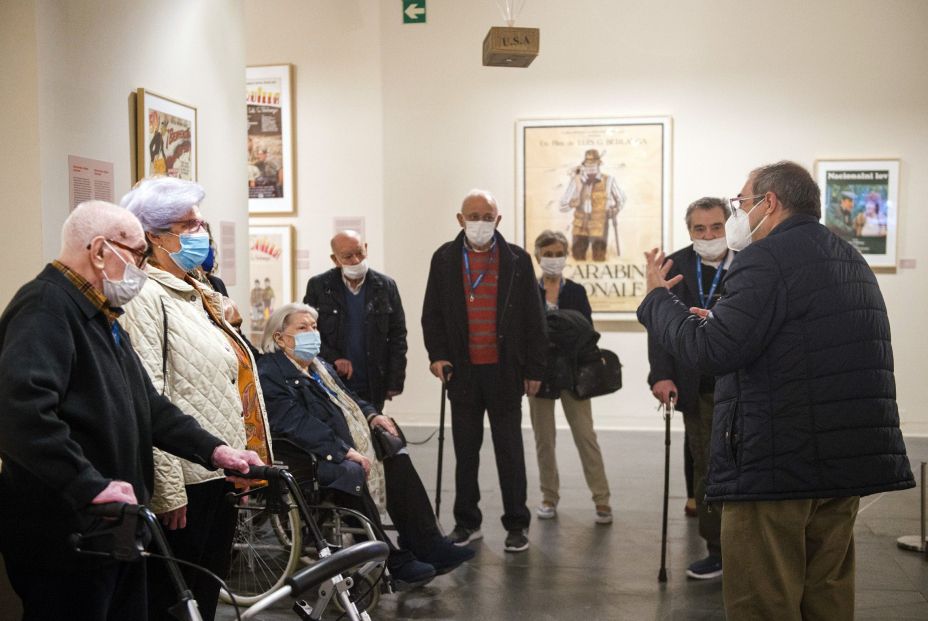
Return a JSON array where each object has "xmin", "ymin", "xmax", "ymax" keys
[
  {"xmin": 528, "ymin": 391, "xmax": 610, "ymax": 506},
  {"xmin": 722, "ymin": 496, "xmax": 859, "ymax": 621},
  {"xmin": 685, "ymin": 391, "xmax": 721, "ymax": 556}
]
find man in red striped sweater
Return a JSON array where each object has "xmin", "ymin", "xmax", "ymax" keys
[{"xmin": 422, "ymin": 189, "xmax": 547, "ymax": 553}]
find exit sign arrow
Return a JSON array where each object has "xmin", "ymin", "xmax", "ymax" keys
[{"xmin": 403, "ymin": 0, "xmax": 426, "ymax": 23}]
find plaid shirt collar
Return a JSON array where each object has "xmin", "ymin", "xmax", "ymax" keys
[{"xmin": 52, "ymin": 260, "xmax": 122, "ymax": 324}]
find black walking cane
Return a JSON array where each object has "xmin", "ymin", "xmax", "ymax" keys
[
  {"xmin": 658, "ymin": 391, "xmax": 677, "ymax": 583},
  {"xmin": 435, "ymin": 365, "xmax": 453, "ymax": 521}
]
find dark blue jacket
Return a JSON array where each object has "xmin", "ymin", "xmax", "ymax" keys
[
  {"xmin": 0, "ymin": 265, "xmax": 222, "ymax": 565},
  {"xmin": 638, "ymin": 215, "xmax": 914, "ymax": 502},
  {"xmin": 304, "ymin": 267, "xmax": 407, "ymax": 409},
  {"xmin": 646, "ymin": 245, "xmax": 731, "ymax": 416}
]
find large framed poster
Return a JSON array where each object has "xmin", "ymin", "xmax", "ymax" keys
[
  {"xmin": 248, "ymin": 224, "xmax": 296, "ymax": 343},
  {"xmin": 516, "ymin": 117, "xmax": 672, "ymax": 319},
  {"xmin": 816, "ymin": 159, "xmax": 899, "ymax": 268},
  {"xmin": 136, "ymin": 89, "xmax": 197, "ymax": 181},
  {"xmin": 247, "ymin": 64, "xmax": 295, "ymax": 215}
]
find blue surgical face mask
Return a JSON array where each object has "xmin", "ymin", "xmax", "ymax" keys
[
  {"xmin": 292, "ymin": 331, "xmax": 321, "ymax": 362},
  {"xmin": 167, "ymin": 232, "xmax": 210, "ymax": 272},
  {"xmin": 201, "ymin": 245, "xmax": 216, "ymax": 273}
]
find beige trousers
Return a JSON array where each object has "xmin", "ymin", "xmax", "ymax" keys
[
  {"xmin": 722, "ymin": 496, "xmax": 859, "ymax": 621},
  {"xmin": 528, "ymin": 391, "xmax": 610, "ymax": 506}
]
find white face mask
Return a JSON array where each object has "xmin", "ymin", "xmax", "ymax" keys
[
  {"xmin": 464, "ymin": 221, "xmax": 496, "ymax": 247},
  {"xmin": 539, "ymin": 256, "xmax": 566, "ymax": 277},
  {"xmin": 692, "ymin": 237, "xmax": 729, "ymax": 261},
  {"xmin": 725, "ymin": 199, "xmax": 768, "ymax": 252},
  {"xmin": 340, "ymin": 258, "xmax": 368, "ymax": 280},
  {"xmin": 102, "ymin": 241, "xmax": 148, "ymax": 306}
]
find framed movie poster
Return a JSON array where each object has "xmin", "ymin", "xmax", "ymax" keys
[
  {"xmin": 247, "ymin": 64, "xmax": 295, "ymax": 215},
  {"xmin": 516, "ymin": 117, "xmax": 673, "ymax": 319},
  {"xmin": 248, "ymin": 224, "xmax": 296, "ymax": 343},
  {"xmin": 816, "ymin": 159, "xmax": 899, "ymax": 268},
  {"xmin": 136, "ymin": 89, "xmax": 197, "ymax": 182}
]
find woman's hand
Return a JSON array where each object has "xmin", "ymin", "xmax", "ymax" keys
[
  {"xmin": 158, "ymin": 505, "xmax": 188, "ymax": 530},
  {"xmin": 345, "ymin": 448, "xmax": 371, "ymax": 477},
  {"xmin": 370, "ymin": 415, "xmax": 398, "ymax": 436}
]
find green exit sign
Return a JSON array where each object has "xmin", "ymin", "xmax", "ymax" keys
[{"xmin": 403, "ymin": 0, "xmax": 426, "ymax": 23}]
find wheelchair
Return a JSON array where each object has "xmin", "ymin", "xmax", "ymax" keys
[{"xmin": 221, "ymin": 438, "xmax": 393, "ymax": 616}]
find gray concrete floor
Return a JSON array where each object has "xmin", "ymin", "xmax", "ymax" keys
[{"xmin": 217, "ymin": 430, "xmax": 928, "ymax": 620}]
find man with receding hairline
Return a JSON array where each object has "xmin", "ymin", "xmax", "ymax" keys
[
  {"xmin": 639, "ymin": 162, "xmax": 913, "ymax": 620},
  {"xmin": 304, "ymin": 230, "xmax": 407, "ymax": 412},
  {"xmin": 422, "ymin": 189, "xmax": 547, "ymax": 553},
  {"xmin": 0, "ymin": 201, "xmax": 261, "ymax": 620}
]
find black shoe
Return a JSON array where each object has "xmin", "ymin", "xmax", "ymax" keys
[
  {"xmin": 448, "ymin": 524, "xmax": 483, "ymax": 546},
  {"xmin": 504, "ymin": 529, "xmax": 529, "ymax": 553},
  {"xmin": 389, "ymin": 558, "xmax": 436, "ymax": 591},
  {"xmin": 419, "ymin": 538, "xmax": 476, "ymax": 575}
]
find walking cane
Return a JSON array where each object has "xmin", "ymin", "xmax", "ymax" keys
[
  {"xmin": 435, "ymin": 365, "xmax": 453, "ymax": 521},
  {"xmin": 658, "ymin": 392, "xmax": 677, "ymax": 583}
]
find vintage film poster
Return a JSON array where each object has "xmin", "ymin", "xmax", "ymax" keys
[
  {"xmin": 248, "ymin": 224, "xmax": 295, "ymax": 343},
  {"xmin": 247, "ymin": 65, "xmax": 295, "ymax": 215},
  {"xmin": 817, "ymin": 159, "xmax": 899, "ymax": 268},
  {"xmin": 516, "ymin": 117, "xmax": 672, "ymax": 318},
  {"xmin": 136, "ymin": 89, "xmax": 196, "ymax": 182}
]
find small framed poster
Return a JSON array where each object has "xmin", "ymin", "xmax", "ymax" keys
[
  {"xmin": 248, "ymin": 224, "xmax": 296, "ymax": 343},
  {"xmin": 816, "ymin": 159, "xmax": 899, "ymax": 268},
  {"xmin": 136, "ymin": 89, "xmax": 197, "ymax": 181},
  {"xmin": 247, "ymin": 64, "xmax": 296, "ymax": 215}
]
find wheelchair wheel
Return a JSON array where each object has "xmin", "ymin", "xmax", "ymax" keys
[{"xmin": 221, "ymin": 501, "xmax": 303, "ymax": 606}]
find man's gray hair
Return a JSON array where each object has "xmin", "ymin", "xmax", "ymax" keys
[
  {"xmin": 261, "ymin": 302, "xmax": 319, "ymax": 353},
  {"xmin": 120, "ymin": 176, "xmax": 206, "ymax": 233},
  {"xmin": 533, "ymin": 229, "xmax": 569, "ymax": 258},
  {"xmin": 461, "ymin": 189, "xmax": 498, "ymax": 212},
  {"xmin": 684, "ymin": 197, "xmax": 729, "ymax": 230},
  {"xmin": 750, "ymin": 161, "xmax": 821, "ymax": 219},
  {"xmin": 61, "ymin": 200, "xmax": 142, "ymax": 254}
]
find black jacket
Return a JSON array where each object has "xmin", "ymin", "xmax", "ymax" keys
[
  {"xmin": 538, "ymin": 278, "xmax": 593, "ymax": 323},
  {"xmin": 304, "ymin": 267, "xmax": 407, "ymax": 408},
  {"xmin": 646, "ymin": 245, "xmax": 731, "ymax": 415},
  {"xmin": 421, "ymin": 230, "xmax": 547, "ymax": 399},
  {"xmin": 638, "ymin": 215, "xmax": 914, "ymax": 502},
  {"xmin": 0, "ymin": 265, "xmax": 222, "ymax": 565},
  {"xmin": 537, "ymin": 279, "xmax": 596, "ymax": 398}
]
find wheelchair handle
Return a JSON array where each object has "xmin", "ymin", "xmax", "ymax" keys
[
  {"xmin": 85, "ymin": 502, "xmax": 134, "ymax": 518},
  {"xmin": 223, "ymin": 465, "xmax": 280, "ymax": 480}
]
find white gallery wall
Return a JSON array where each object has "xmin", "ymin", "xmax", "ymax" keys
[
  {"xmin": 1, "ymin": 0, "xmax": 251, "ymax": 307},
  {"xmin": 247, "ymin": 0, "xmax": 928, "ymax": 433}
]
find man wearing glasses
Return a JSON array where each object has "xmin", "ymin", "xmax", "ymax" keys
[
  {"xmin": 422, "ymin": 189, "xmax": 547, "ymax": 553},
  {"xmin": 0, "ymin": 201, "xmax": 260, "ymax": 619},
  {"xmin": 638, "ymin": 161, "xmax": 913, "ymax": 620}
]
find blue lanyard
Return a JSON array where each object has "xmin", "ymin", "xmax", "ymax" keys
[
  {"xmin": 462, "ymin": 241, "xmax": 496, "ymax": 302},
  {"xmin": 308, "ymin": 371, "xmax": 338, "ymax": 398},
  {"xmin": 696, "ymin": 257, "xmax": 725, "ymax": 309},
  {"xmin": 111, "ymin": 321, "xmax": 121, "ymax": 346}
]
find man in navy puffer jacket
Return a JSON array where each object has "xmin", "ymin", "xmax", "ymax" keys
[{"xmin": 638, "ymin": 161, "xmax": 913, "ymax": 621}]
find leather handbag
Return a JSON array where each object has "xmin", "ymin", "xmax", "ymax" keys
[
  {"xmin": 571, "ymin": 348, "xmax": 622, "ymax": 400},
  {"xmin": 371, "ymin": 418, "xmax": 407, "ymax": 461}
]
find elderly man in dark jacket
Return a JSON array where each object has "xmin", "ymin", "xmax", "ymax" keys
[
  {"xmin": 638, "ymin": 161, "xmax": 913, "ymax": 621},
  {"xmin": 304, "ymin": 230, "xmax": 407, "ymax": 412},
  {"xmin": 0, "ymin": 201, "xmax": 261, "ymax": 620},
  {"xmin": 422, "ymin": 189, "xmax": 547, "ymax": 553}
]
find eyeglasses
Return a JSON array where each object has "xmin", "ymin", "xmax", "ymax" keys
[
  {"xmin": 94, "ymin": 239, "xmax": 147, "ymax": 268},
  {"xmin": 728, "ymin": 194, "xmax": 766, "ymax": 214},
  {"xmin": 169, "ymin": 218, "xmax": 206, "ymax": 233}
]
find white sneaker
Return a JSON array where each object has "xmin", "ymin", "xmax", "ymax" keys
[
  {"xmin": 536, "ymin": 503, "xmax": 556, "ymax": 519},
  {"xmin": 595, "ymin": 506, "xmax": 613, "ymax": 524}
]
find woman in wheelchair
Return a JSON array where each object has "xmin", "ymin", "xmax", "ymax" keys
[{"xmin": 257, "ymin": 303, "xmax": 474, "ymax": 590}]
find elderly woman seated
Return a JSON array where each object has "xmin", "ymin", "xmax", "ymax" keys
[{"xmin": 257, "ymin": 303, "xmax": 473, "ymax": 590}]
